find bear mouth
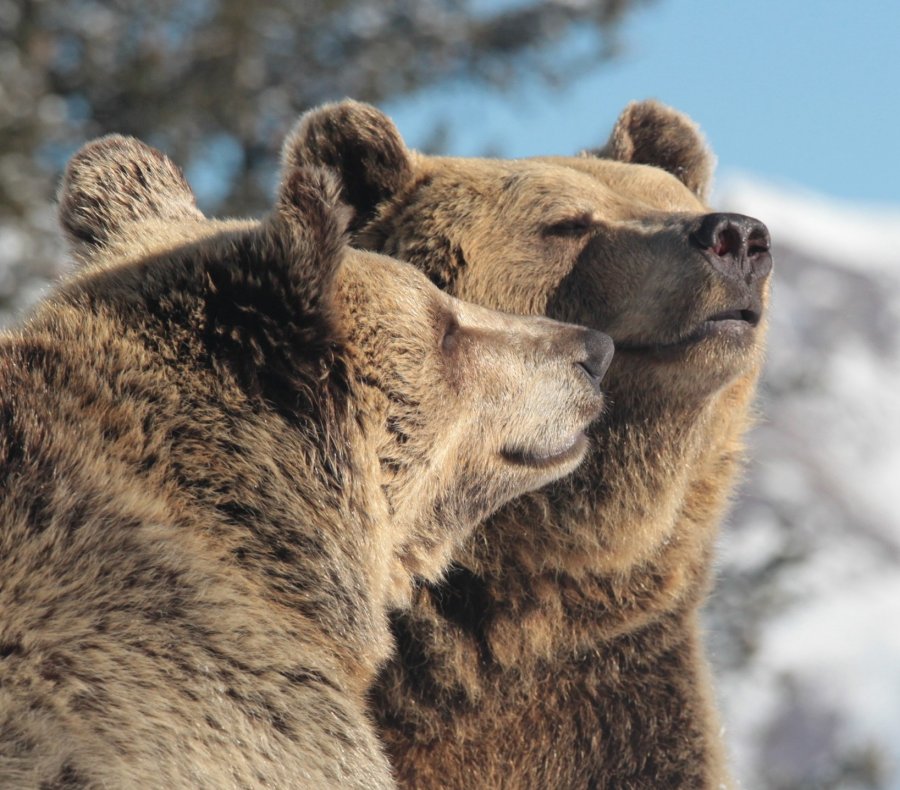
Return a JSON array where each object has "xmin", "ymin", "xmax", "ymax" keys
[
  {"xmin": 501, "ymin": 431, "xmax": 588, "ymax": 469},
  {"xmin": 705, "ymin": 308, "xmax": 761, "ymax": 325},
  {"xmin": 618, "ymin": 307, "xmax": 761, "ymax": 355},
  {"xmin": 682, "ymin": 307, "xmax": 761, "ymax": 344}
]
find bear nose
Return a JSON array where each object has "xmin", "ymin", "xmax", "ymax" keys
[
  {"xmin": 690, "ymin": 213, "xmax": 773, "ymax": 283},
  {"xmin": 577, "ymin": 329, "xmax": 614, "ymax": 392}
]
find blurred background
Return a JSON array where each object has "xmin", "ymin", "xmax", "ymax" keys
[{"xmin": 2, "ymin": 1, "xmax": 898, "ymax": 787}]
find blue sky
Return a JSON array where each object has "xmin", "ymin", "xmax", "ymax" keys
[{"xmin": 387, "ymin": 0, "xmax": 900, "ymax": 205}]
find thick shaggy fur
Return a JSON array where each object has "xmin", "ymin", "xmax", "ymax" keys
[
  {"xmin": 291, "ymin": 99, "xmax": 773, "ymax": 788},
  {"xmin": 0, "ymin": 137, "xmax": 608, "ymax": 788}
]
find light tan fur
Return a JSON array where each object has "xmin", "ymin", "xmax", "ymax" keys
[{"xmin": 0, "ymin": 136, "xmax": 609, "ymax": 788}]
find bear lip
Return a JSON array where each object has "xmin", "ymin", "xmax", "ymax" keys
[
  {"xmin": 616, "ymin": 306, "xmax": 761, "ymax": 354},
  {"xmin": 501, "ymin": 431, "xmax": 588, "ymax": 469},
  {"xmin": 705, "ymin": 307, "xmax": 760, "ymax": 325}
]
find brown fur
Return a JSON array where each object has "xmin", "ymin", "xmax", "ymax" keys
[
  {"xmin": 0, "ymin": 136, "xmax": 609, "ymax": 788},
  {"xmin": 291, "ymin": 99, "xmax": 773, "ymax": 788}
]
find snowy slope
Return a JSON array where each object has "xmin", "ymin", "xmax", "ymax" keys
[{"xmin": 709, "ymin": 176, "xmax": 900, "ymax": 789}]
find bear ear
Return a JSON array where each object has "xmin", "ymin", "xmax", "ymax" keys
[
  {"xmin": 588, "ymin": 100, "xmax": 715, "ymax": 201},
  {"xmin": 59, "ymin": 134, "xmax": 203, "ymax": 263},
  {"xmin": 264, "ymin": 164, "xmax": 353, "ymax": 314},
  {"xmin": 282, "ymin": 100, "xmax": 414, "ymax": 232}
]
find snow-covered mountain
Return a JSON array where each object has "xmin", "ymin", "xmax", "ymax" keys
[{"xmin": 711, "ymin": 176, "xmax": 900, "ymax": 790}]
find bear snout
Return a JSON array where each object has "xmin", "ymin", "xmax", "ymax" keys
[{"xmin": 576, "ymin": 329, "xmax": 614, "ymax": 393}]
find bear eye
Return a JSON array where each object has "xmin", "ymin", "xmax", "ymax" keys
[{"xmin": 543, "ymin": 213, "xmax": 596, "ymax": 238}]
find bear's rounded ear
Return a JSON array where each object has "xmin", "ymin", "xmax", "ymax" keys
[
  {"xmin": 587, "ymin": 100, "xmax": 715, "ymax": 201},
  {"xmin": 59, "ymin": 135, "xmax": 204, "ymax": 263},
  {"xmin": 282, "ymin": 100, "xmax": 414, "ymax": 232},
  {"xmin": 265, "ymin": 165, "xmax": 352, "ymax": 313}
]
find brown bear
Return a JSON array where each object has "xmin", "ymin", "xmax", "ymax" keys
[
  {"xmin": 0, "ymin": 136, "xmax": 611, "ymax": 788},
  {"xmin": 290, "ymin": 98, "xmax": 773, "ymax": 789}
]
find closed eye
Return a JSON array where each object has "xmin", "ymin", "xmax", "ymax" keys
[{"xmin": 542, "ymin": 213, "xmax": 596, "ymax": 238}]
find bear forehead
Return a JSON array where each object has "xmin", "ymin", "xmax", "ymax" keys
[
  {"xmin": 412, "ymin": 155, "xmax": 705, "ymax": 219},
  {"xmin": 545, "ymin": 156, "xmax": 708, "ymax": 214},
  {"xmin": 336, "ymin": 249, "xmax": 448, "ymax": 325}
]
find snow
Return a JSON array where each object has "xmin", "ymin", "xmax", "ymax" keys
[{"xmin": 709, "ymin": 175, "xmax": 900, "ymax": 789}]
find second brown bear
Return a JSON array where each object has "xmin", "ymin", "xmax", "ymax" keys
[{"xmin": 291, "ymin": 98, "xmax": 773, "ymax": 789}]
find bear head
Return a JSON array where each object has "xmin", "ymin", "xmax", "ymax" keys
[
  {"xmin": 57, "ymin": 135, "xmax": 611, "ymax": 604},
  {"xmin": 286, "ymin": 99, "xmax": 772, "ymax": 409},
  {"xmin": 285, "ymin": 99, "xmax": 774, "ymax": 576}
]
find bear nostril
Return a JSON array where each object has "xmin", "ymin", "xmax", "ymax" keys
[
  {"xmin": 710, "ymin": 224, "xmax": 742, "ymax": 258},
  {"xmin": 578, "ymin": 330, "xmax": 614, "ymax": 390},
  {"xmin": 747, "ymin": 226, "xmax": 771, "ymax": 257}
]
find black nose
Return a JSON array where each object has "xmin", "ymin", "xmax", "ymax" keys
[
  {"xmin": 690, "ymin": 213, "xmax": 773, "ymax": 283},
  {"xmin": 577, "ymin": 330, "xmax": 614, "ymax": 392}
]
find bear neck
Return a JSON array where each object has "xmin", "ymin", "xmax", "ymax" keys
[
  {"xmin": 40, "ymin": 257, "xmax": 398, "ymax": 686},
  {"xmin": 431, "ymin": 364, "xmax": 759, "ymax": 664}
]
